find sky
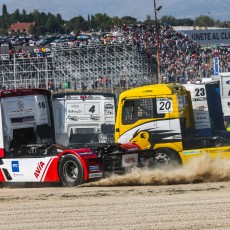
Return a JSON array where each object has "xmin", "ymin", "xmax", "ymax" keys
[{"xmin": 1, "ymin": 0, "xmax": 230, "ymax": 21}]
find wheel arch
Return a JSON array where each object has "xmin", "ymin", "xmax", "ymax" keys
[
  {"xmin": 154, "ymin": 147, "xmax": 183, "ymax": 165},
  {"xmin": 58, "ymin": 150, "xmax": 89, "ymax": 181}
]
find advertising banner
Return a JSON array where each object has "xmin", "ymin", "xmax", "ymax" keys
[{"xmin": 181, "ymin": 29, "xmax": 230, "ymax": 45}]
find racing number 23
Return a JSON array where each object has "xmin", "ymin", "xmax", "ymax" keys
[
  {"xmin": 195, "ymin": 88, "xmax": 205, "ymax": 97},
  {"xmin": 157, "ymin": 98, "xmax": 173, "ymax": 113}
]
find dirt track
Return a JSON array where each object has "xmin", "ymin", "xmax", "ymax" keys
[
  {"xmin": 1, "ymin": 155, "xmax": 230, "ymax": 229},
  {"xmin": 1, "ymin": 181, "xmax": 230, "ymax": 230}
]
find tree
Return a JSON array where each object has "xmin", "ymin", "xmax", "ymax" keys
[
  {"xmin": 67, "ymin": 16, "xmax": 89, "ymax": 33},
  {"xmin": 121, "ymin": 16, "xmax": 137, "ymax": 24},
  {"xmin": 2, "ymin": 4, "xmax": 8, "ymax": 29},
  {"xmin": 94, "ymin": 13, "xmax": 112, "ymax": 31},
  {"xmin": 160, "ymin": 15, "xmax": 177, "ymax": 26},
  {"xmin": 12, "ymin": 9, "xmax": 21, "ymax": 22},
  {"xmin": 193, "ymin": 15, "xmax": 214, "ymax": 27},
  {"xmin": 56, "ymin": 13, "xmax": 63, "ymax": 25},
  {"xmin": 216, "ymin": 21, "xmax": 230, "ymax": 28},
  {"xmin": 176, "ymin": 18, "xmax": 194, "ymax": 26},
  {"xmin": 143, "ymin": 15, "xmax": 154, "ymax": 26},
  {"xmin": 111, "ymin": 16, "xmax": 122, "ymax": 27},
  {"xmin": 45, "ymin": 13, "xmax": 60, "ymax": 33}
]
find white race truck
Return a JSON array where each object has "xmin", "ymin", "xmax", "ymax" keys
[
  {"xmin": 52, "ymin": 92, "xmax": 116, "ymax": 147},
  {"xmin": 184, "ymin": 78, "xmax": 229, "ymax": 137},
  {"xmin": 183, "ymin": 83, "xmax": 213, "ymax": 137}
]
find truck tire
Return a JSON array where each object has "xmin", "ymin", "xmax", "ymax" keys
[
  {"xmin": 154, "ymin": 148, "xmax": 182, "ymax": 168},
  {"xmin": 59, "ymin": 154, "xmax": 84, "ymax": 187}
]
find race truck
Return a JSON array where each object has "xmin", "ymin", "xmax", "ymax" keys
[
  {"xmin": 0, "ymin": 89, "xmax": 153, "ymax": 187},
  {"xmin": 115, "ymin": 83, "xmax": 230, "ymax": 167},
  {"xmin": 52, "ymin": 92, "xmax": 116, "ymax": 147}
]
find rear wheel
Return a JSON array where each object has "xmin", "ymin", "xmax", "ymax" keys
[
  {"xmin": 154, "ymin": 148, "xmax": 182, "ymax": 168},
  {"xmin": 59, "ymin": 154, "xmax": 84, "ymax": 187}
]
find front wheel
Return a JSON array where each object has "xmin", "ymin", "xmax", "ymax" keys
[
  {"xmin": 58, "ymin": 154, "xmax": 84, "ymax": 187},
  {"xmin": 154, "ymin": 148, "xmax": 182, "ymax": 168}
]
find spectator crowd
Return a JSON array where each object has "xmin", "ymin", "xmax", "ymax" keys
[
  {"xmin": 0, "ymin": 23, "xmax": 230, "ymax": 86},
  {"xmin": 118, "ymin": 24, "xmax": 230, "ymax": 82}
]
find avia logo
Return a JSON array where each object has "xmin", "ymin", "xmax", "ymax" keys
[
  {"xmin": 125, "ymin": 157, "xmax": 136, "ymax": 164},
  {"xmin": 34, "ymin": 161, "xmax": 45, "ymax": 179},
  {"xmin": 226, "ymin": 80, "xmax": 230, "ymax": 84}
]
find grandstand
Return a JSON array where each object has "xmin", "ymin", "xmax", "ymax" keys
[{"xmin": 0, "ymin": 43, "xmax": 157, "ymax": 91}]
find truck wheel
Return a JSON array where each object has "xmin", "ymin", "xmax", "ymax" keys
[
  {"xmin": 59, "ymin": 154, "xmax": 84, "ymax": 187},
  {"xmin": 154, "ymin": 148, "xmax": 182, "ymax": 168}
]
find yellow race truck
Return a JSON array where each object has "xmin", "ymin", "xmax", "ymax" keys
[{"xmin": 115, "ymin": 83, "xmax": 230, "ymax": 166}]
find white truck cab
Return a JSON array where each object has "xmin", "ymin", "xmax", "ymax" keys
[
  {"xmin": 52, "ymin": 92, "xmax": 116, "ymax": 147},
  {"xmin": 0, "ymin": 89, "xmax": 55, "ymax": 157}
]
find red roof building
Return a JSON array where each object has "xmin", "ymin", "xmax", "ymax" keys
[{"xmin": 8, "ymin": 22, "xmax": 35, "ymax": 34}]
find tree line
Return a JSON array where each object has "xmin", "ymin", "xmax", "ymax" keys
[{"xmin": 0, "ymin": 4, "xmax": 229, "ymax": 35}]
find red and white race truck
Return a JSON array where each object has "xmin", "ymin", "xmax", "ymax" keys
[{"xmin": 0, "ymin": 89, "xmax": 153, "ymax": 187}]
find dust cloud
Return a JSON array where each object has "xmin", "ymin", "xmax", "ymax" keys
[{"xmin": 83, "ymin": 154, "xmax": 230, "ymax": 187}]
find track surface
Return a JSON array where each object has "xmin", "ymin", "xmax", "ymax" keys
[{"xmin": 1, "ymin": 181, "xmax": 230, "ymax": 230}]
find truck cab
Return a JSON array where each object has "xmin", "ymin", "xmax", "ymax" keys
[
  {"xmin": 115, "ymin": 83, "xmax": 230, "ymax": 166},
  {"xmin": 52, "ymin": 92, "xmax": 116, "ymax": 147},
  {"xmin": 0, "ymin": 89, "xmax": 55, "ymax": 157}
]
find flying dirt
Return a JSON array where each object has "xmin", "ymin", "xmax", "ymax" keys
[{"xmin": 82, "ymin": 154, "xmax": 230, "ymax": 187}]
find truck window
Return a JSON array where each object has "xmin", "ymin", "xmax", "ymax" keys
[
  {"xmin": 122, "ymin": 100, "xmax": 135, "ymax": 124},
  {"xmin": 122, "ymin": 98, "xmax": 165, "ymax": 125}
]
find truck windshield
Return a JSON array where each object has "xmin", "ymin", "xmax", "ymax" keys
[{"xmin": 122, "ymin": 98, "xmax": 164, "ymax": 124}]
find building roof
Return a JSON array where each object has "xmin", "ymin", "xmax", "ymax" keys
[{"xmin": 8, "ymin": 22, "xmax": 34, "ymax": 30}]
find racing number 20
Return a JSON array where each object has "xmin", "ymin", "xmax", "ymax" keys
[
  {"xmin": 157, "ymin": 98, "xmax": 173, "ymax": 113},
  {"xmin": 159, "ymin": 101, "xmax": 171, "ymax": 111}
]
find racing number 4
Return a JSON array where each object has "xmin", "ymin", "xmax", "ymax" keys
[{"xmin": 89, "ymin": 105, "xmax": 95, "ymax": 113}]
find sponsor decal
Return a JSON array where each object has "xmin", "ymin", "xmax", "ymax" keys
[
  {"xmin": 11, "ymin": 116, "xmax": 35, "ymax": 123},
  {"xmin": 70, "ymin": 105, "xmax": 80, "ymax": 108},
  {"xmin": 105, "ymin": 104, "xmax": 113, "ymax": 109},
  {"xmin": 10, "ymin": 108, "xmax": 33, "ymax": 114},
  {"xmin": 2, "ymin": 91, "xmax": 11, "ymax": 95},
  {"xmin": 11, "ymin": 161, "xmax": 19, "ymax": 172},
  {"xmin": 122, "ymin": 154, "xmax": 138, "ymax": 167},
  {"xmin": 198, "ymin": 106, "xmax": 205, "ymax": 111},
  {"xmin": 78, "ymin": 152, "xmax": 93, "ymax": 156},
  {"xmin": 182, "ymin": 150, "xmax": 200, "ymax": 155},
  {"xmin": 18, "ymin": 101, "xmax": 24, "ymax": 110},
  {"xmin": 89, "ymin": 172, "xmax": 103, "ymax": 178},
  {"xmin": 79, "ymin": 117, "xmax": 90, "ymax": 121},
  {"xmin": 89, "ymin": 165, "xmax": 100, "ymax": 172},
  {"xmin": 34, "ymin": 161, "xmax": 45, "ymax": 179},
  {"xmin": 68, "ymin": 110, "xmax": 82, "ymax": 113},
  {"xmin": 13, "ymin": 173, "xmax": 24, "ymax": 177},
  {"xmin": 66, "ymin": 115, "xmax": 79, "ymax": 121},
  {"xmin": 193, "ymin": 98, "xmax": 206, "ymax": 101},
  {"xmin": 90, "ymin": 115, "xmax": 100, "ymax": 120}
]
